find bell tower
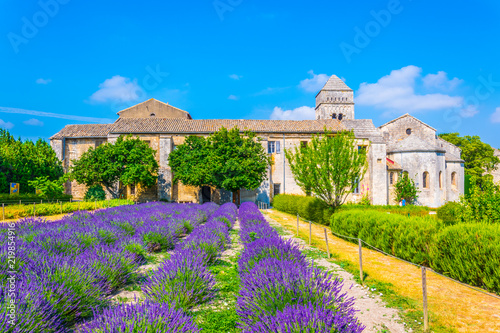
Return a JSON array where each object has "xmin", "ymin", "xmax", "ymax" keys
[{"xmin": 315, "ymin": 75, "xmax": 355, "ymax": 120}]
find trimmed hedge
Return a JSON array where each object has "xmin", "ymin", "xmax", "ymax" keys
[
  {"xmin": 273, "ymin": 194, "xmax": 433, "ymax": 225},
  {"xmin": 430, "ymin": 223, "xmax": 500, "ymax": 292},
  {"xmin": 273, "ymin": 194, "xmax": 332, "ymax": 225},
  {"xmin": 331, "ymin": 210, "xmax": 438, "ymax": 266},
  {"xmin": 330, "ymin": 210, "xmax": 500, "ymax": 293},
  {"xmin": 0, "ymin": 193, "xmax": 72, "ymax": 204}
]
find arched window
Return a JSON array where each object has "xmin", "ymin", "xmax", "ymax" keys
[
  {"xmin": 338, "ymin": 114, "xmax": 343, "ymax": 121},
  {"xmin": 439, "ymin": 171, "xmax": 443, "ymax": 189},
  {"xmin": 331, "ymin": 113, "xmax": 337, "ymax": 119},
  {"xmin": 423, "ymin": 172, "xmax": 430, "ymax": 189},
  {"xmin": 451, "ymin": 172, "xmax": 457, "ymax": 189},
  {"xmin": 150, "ymin": 113, "xmax": 156, "ymax": 117}
]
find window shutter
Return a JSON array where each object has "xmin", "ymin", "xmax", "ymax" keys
[{"xmin": 276, "ymin": 141, "xmax": 281, "ymax": 154}]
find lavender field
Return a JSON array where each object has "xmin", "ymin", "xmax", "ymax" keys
[{"xmin": 1, "ymin": 201, "xmax": 363, "ymax": 332}]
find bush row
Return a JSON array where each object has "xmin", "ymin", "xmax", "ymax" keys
[
  {"xmin": 237, "ymin": 202, "xmax": 364, "ymax": 332},
  {"xmin": 331, "ymin": 210, "xmax": 500, "ymax": 293},
  {"xmin": 2, "ymin": 199, "xmax": 133, "ymax": 220},
  {"xmin": 0, "ymin": 193, "xmax": 72, "ymax": 203},
  {"xmin": 272, "ymin": 194, "xmax": 433, "ymax": 226}
]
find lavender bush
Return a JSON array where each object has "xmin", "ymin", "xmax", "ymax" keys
[
  {"xmin": 237, "ymin": 202, "xmax": 364, "ymax": 332},
  {"xmin": 80, "ymin": 301, "xmax": 200, "ymax": 333}
]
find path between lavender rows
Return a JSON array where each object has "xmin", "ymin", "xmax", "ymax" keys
[{"xmin": 263, "ymin": 214, "xmax": 410, "ymax": 333}]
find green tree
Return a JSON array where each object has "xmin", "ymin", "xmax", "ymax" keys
[
  {"xmin": 394, "ymin": 172, "xmax": 419, "ymax": 204},
  {"xmin": 168, "ymin": 127, "xmax": 270, "ymax": 193},
  {"xmin": 71, "ymin": 135, "xmax": 159, "ymax": 198},
  {"xmin": 0, "ymin": 128, "xmax": 63, "ymax": 193},
  {"xmin": 459, "ymin": 176, "xmax": 500, "ymax": 224},
  {"xmin": 439, "ymin": 133, "xmax": 500, "ymax": 185},
  {"xmin": 285, "ymin": 130, "xmax": 368, "ymax": 210},
  {"xmin": 28, "ymin": 176, "xmax": 65, "ymax": 200}
]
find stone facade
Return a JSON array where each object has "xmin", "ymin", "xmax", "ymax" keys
[
  {"xmin": 491, "ymin": 149, "xmax": 500, "ymax": 185},
  {"xmin": 50, "ymin": 77, "xmax": 465, "ymax": 207}
]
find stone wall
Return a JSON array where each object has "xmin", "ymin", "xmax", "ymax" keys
[
  {"xmin": 446, "ymin": 161, "xmax": 464, "ymax": 203},
  {"xmin": 491, "ymin": 149, "xmax": 500, "ymax": 185},
  {"xmin": 380, "ymin": 116, "xmax": 436, "ymax": 145}
]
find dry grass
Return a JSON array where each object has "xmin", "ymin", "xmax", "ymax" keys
[{"xmin": 264, "ymin": 209, "xmax": 500, "ymax": 333}]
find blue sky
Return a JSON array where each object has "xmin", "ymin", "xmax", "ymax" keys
[{"xmin": 1, "ymin": 0, "xmax": 500, "ymax": 148}]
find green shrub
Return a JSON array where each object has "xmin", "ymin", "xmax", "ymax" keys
[
  {"xmin": 84, "ymin": 185, "xmax": 106, "ymax": 201},
  {"xmin": 437, "ymin": 201, "xmax": 461, "ymax": 225},
  {"xmin": 331, "ymin": 210, "xmax": 439, "ymax": 265},
  {"xmin": 273, "ymin": 194, "xmax": 331, "ymax": 225},
  {"xmin": 430, "ymin": 223, "xmax": 500, "ymax": 293}
]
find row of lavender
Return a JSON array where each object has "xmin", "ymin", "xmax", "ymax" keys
[
  {"xmin": 81, "ymin": 202, "xmax": 238, "ymax": 332},
  {"xmin": 237, "ymin": 202, "xmax": 365, "ymax": 332},
  {"xmin": 0, "ymin": 202, "xmax": 218, "ymax": 333}
]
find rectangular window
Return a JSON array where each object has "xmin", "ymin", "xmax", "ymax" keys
[
  {"xmin": 353, "ymin": 179, "xmax": 360, "ymax": 194},
  {"xmin": 130, "ymin": 184, "xmax": 136, "ymax": 195},
  {"xmin": 273, "ymin": 183, "xmax": 281, "ymax": 196},
  {"xmin": 268, "ymin": 141, "xmax": 281, "ymax": 154},
  {"xmin": 390, "ymin": 172, "xmax": 394, "ymax": 185},
  {"xmin": 144, "ymin": 140, "xmax": 151, "ymax": 147},
  {"xmin": 95, "ymin": 140, "xmax": 105, "ymax": 148},
  {"xmin": 301, "ymin": 141, "xmax": 308, "ymax": 148}
]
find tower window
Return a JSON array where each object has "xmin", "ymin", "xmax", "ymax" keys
[
  {"xmin": 331, "ymin": 113, "xmax": 337, "ymax": 119},
  {"xmin": 338, "ymin": 114, "xmax": 343, "ymax": 121}
]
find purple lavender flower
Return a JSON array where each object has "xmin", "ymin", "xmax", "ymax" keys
[
  {"xmin": 80, "ymin": 301, "xmax": 200, "ymax": 333},
  {"xmin": 142, "ymin": 248, "xmax": 216, "ymax": 310}
]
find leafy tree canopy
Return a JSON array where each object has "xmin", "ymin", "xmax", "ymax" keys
[
  {"xmin": 0, "ymin": 128, "xmax": 63, "ymax": 194},
  {"xmin": 168, "ymin": 127, "xmax": 270, "ymax": 192},
  {"xmin": 394, "ymin": 172, "xmax": 419, "ymax": 204},
  {"xmin": 71, "ymin": 135, "xmax": 159, "ymax": 198},
  {"xmin": 285, "ymin": 130, "xmax": 368, "ymax": 210},
  {"xmin": 439, "ymin": 133, "xmax": 500, "ymax": 184}
]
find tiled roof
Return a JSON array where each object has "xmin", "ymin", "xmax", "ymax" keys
[
  {"xmin": 387, "ymin": 135, "xmax": 446, "ymax": 153},
  {"xmin": 321, "ymin": 75, "xmax": 352, "ymax": 91},
  {"xmin": 50, "ymin": 124, "xmax": 114, "ymax": 139},
  {"xmin": 110, "ymin": 118, "xmax": 345, "ymax": 134},
  {"xmin": 51, "ymin": 118, "xmax": 346, "ymax": 139},
  {"xmin": 342, "ymin": 119, "xmax": 385, "ymax": 143},
  {"xmin": 386, "ymin": 158, "xmax": 403, "ymax": 170}
]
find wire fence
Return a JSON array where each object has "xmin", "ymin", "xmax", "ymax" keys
[{"xmin": 286, "ymin": 212, "xmax": 500, "ymax": 331}]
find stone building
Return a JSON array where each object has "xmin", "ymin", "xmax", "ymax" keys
[{"xmin": 50, "ymin": 76, "xmax": 464, "ymax": 207}]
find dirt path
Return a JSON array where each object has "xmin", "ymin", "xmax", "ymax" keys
[
  {"xmin": 264, "ymin": 209, "xmax": 500, "ymax": 333},
  {"xmin": 264, "ymin": 214, "xmax": 409, "ymax": 333}
]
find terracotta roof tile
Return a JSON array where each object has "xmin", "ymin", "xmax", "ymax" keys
[
  {"xmin": 50, "ymin": 118, "xmax": 346, "ymax": 139},
  {"xmin": 50, "ymin": 124, "xmax": 114, "ymax": 139}
]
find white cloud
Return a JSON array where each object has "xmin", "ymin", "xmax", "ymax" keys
[
  {"xmin": 89, "ymin": 75, "xmax": 142, "ymax": 104},
  {"xmin": 491, "ymin": 107, "xmax": 500, "ymax": 123},
  {"xmin": 0, "ymin": 119, "xmax": 14, "ymax": 129},
  {"xmin": 0, "ymin": 107, "xmax": 114, "ymax": 123},
  {"xmin": 229, "ymin": 74, "xmax": 242, "ymax": 80},
  {"xmin": 460, "ymin": 105, "xmax": 479, "ymax": 118},
  {"xmin": 270, "ymin": 106, "xmax": 315, "ymax": 120},
  {"xmin": 36, "ymin": 78, "xmax": 52, "ymax": 85},
  {"xmin": 422, "ymin": 71, "xmax": 462, "ymax": 91},
  {"xmin": 23, "ymin": 118, "xmax": 44, "ymax": 126},
  {"xmin": 299, "ymin": 70, "xmax": 330, "ymax": 93},
  {"xmin": 356, "ymin": 66, "xmax": 465, "ymax": 114},
  {"xmin": 228, "ymin": 95, "xmax": 239, "ymax": 100}
]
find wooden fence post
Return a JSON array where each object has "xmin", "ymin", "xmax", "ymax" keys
[
  {"xmin": 358, "ymin": 239, "xmax": 363, "ymax": 283},
  {"xmin": 297, "ymin": 213, "xmax": 299, "ymax": 236},
  {"xmin": 309, "ymin": 221, "xmax": 312, "ymax": 245},
  {"xmin": 422, "ymin": 266, "xmax": 429, "ymax": 331},
  {"xmin": 324, "ymin": 228, "xmax": 330, "ymax": 258}
]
